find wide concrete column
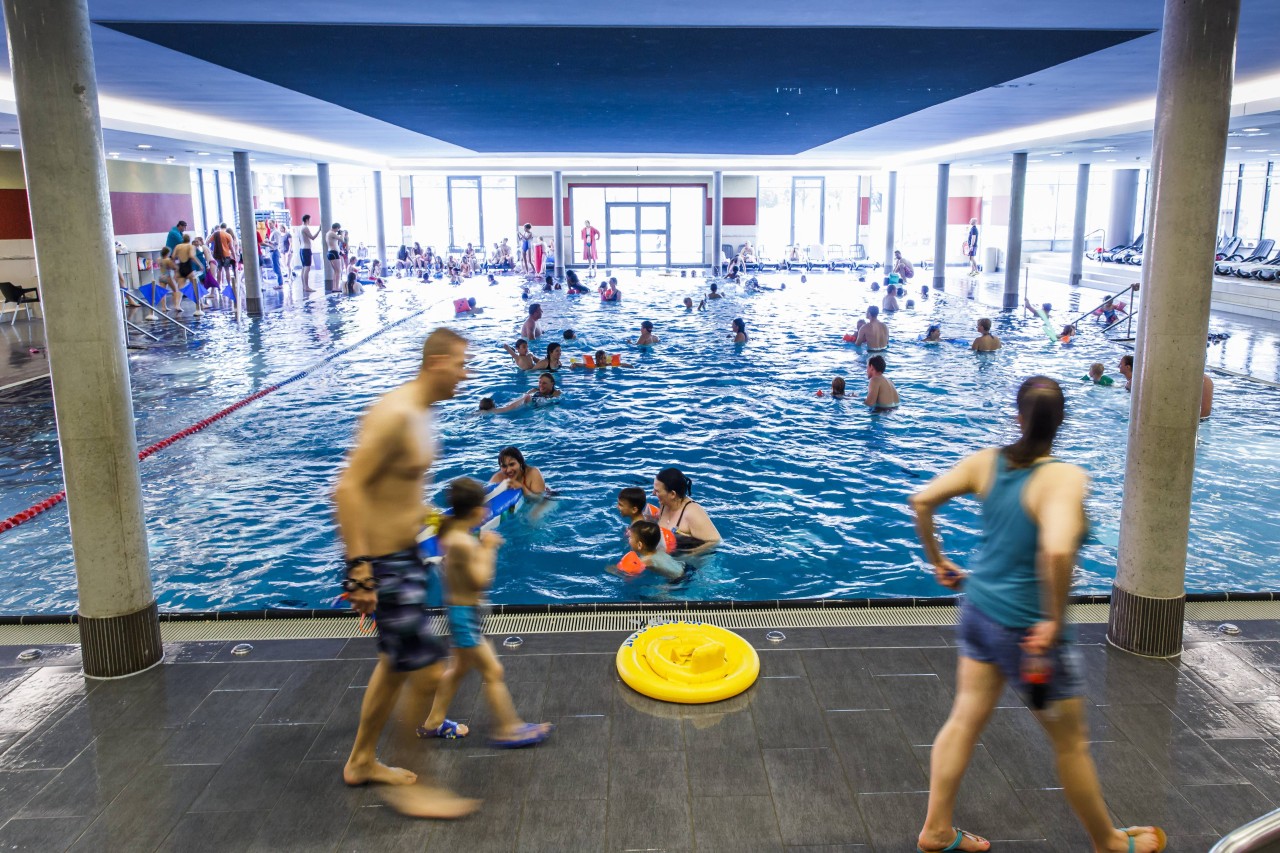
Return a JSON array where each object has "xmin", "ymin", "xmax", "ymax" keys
[
  {"xmin": 1069, "ymin": 163, "xmax": 1091, "ymax": 285},
  {"xmin": 854, "ymin": 175, "xmax": 863, "ymax": 250},
  {"xmin": 933, "ymin": 163, "xmax": 950, "ymax": 291},
  {"xmin": 884, "ymin": 170, "xmax": 897, "ymax": 272},
  {"xmin": 373, "ymin": 170, "xmax": 386, "ymax": 270},
  {"xmin": 233, "ymin": 151, "xmax": 262, "ymax": 315},
  {"xmin": 711, "ymin": 170, "xmax": 723, "ymax": 272},
  {"xmin": 552, "ymin": 170, "xmax": 564, "ymax": 279},
  {"xmin": 317, "ymin": 162, "xmax": 334, "ymax": 292},
  {"xmin": 3, "ymin": 0, "xmax": 160, "ymax": 677},
  {"xmin": 1109, "ymin": 169, "xmax": 1140, "ymax": 247},
  {"xmin": 1109, "ymin": 0, "xmax": 1239, "ymax": 658},
  {"xmin": 1003, "ymin": 152, "xmax": 1028, "ymax": 310}
]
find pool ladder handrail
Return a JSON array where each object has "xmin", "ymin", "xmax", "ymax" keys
[
  {"xmin": 1072, "ymin": 282, "xmax": 1138, "ymax": 339},
  {"xmin": 1209, "ymin": 806, "xmax": 1280, "ymax": 852}
]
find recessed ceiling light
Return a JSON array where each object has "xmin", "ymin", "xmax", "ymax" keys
[
  {"xmin": 196, "ymin": 151, "xmax": 210, "ymax": 156},
  {"xmin": 1049, "ymin": 152, "xmax": 1064, "ymax": 156},
  {"xmin": 1247, "ymin": 148, "xmax": 1268, "ymax": 153},
  {"xmin": 107, "ymin": 151, "xmax": 119, "ymax": 157},
  {"xmin": 1228, "ymin": 145, "xmax": 1242, "ymax": 149},
  {"xmin": 0, "ymin": 144, "xmax": 14, "ymax": 149},
  {"xmin": 1106, "ymin": 158, "xmax": 1117, "ymax": 162},
  {"xmin": 1029, "ymin": 159, "xmax": 1043, "ymax": 163},
  {"xmin": 136, "ymin": 144, "xmax": 151, "ymax": 150},
  {"xmin": 139, "ymin": 157, "xmax": 148, "ymax": 161},
  {"xmin": 1242, "ymin": 127, "xmax": 1261, "ymax": 132}
]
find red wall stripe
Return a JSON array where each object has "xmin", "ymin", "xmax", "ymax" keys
[
  {"xmin": 0, "ymin": 188, "xmax": 32, "ymax": 240},
  {"xmin": 285, "ymin": 196, "xmax": 320, "ymax": 224},
  {"xmin": 947, "ymin": 196, "xmax": 982, "ymax": 226},
  {"xmin": 110, "ymin": 191, "xmax": 194, "ymax": 236},
  {"xmin": 401, "ymin": 197, "xmax": 413, "ymax": 227},
  {"xmin": 860, "ymin": 197, "xmax": 870, "ymax": 226},
  {"xmin": 517, "ymin": 197, "xmax": 553, "ymax": 227},
  {"xmin": 722, "ymin": 197, "xmax": 756, "ymax": 227}
]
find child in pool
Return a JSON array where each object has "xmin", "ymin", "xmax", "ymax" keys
[
  {"xmin": 572, "ymin": 349, "xmax": 634, "ymax": 369},
  {"xmin": 1060, "ymin": 324, "xmax": 1076, "ymax": 344},
  {"xmin": 611, "ymin": 521, "xmax": 688, "ymax": 581},
  {"xmin": 630, "ymin": 320, "xmax": 659, "ymax": 346},
  {"xmin": 1082, "ymin": 362, "xmax": 1115, "ymax": 386},
  {"xmin": 417, "ymin": 478, "xmax": 553, "ymax": 747},
  {"xmin": 831, "ymin": 376, "xmax": 846, "ymax": 398},
  {"xmin": 923, "ymin": 324, "xmax": 942, "ymax": 342}
]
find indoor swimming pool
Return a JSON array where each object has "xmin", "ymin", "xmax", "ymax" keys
[{"xmin": 1, "ymin": 269, "xmax": 1278, "ymax": 613}]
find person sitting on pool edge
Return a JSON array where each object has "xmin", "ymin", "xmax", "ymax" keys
[
  {"xmin": 865, "ymin": 355, "xmax": 900, "ymax": 410},
  {"xmin": 971, "ymin": 318, "xmax": 1002, "ymax": 352},
  {"xmin": 502, "ymin": 339, "xmax": 536, "ymax": 370},
  {"xmin": 1082, "ymin": 362, "xmax": 1115, "ymax": 386},
  {"xmin": 481, "ymin": 373, "xmax": 562, "ymax": 414},
  {"xmin": 490, "ymin": 446, "xmax": 548, "ymax": 499},
  {"xmin": 630, "ymin": 321, "xmax": 659, "ymax": 346},
  {"xmin": 531, "ymin": 342, "xmax": 563, "ymax": 371},
  {"xmin": 653, "ymin": 467, "xmax": 721, "ymax": 553},
  {"xmin": 611, "ymin": 521, "xmax": 691, "ymax": 582},
  {"xmin": 854, "ymin": 305, "xmax": 889, "ymax": 351}
]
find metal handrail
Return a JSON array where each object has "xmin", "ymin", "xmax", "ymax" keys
[
  {"xmin": 1209, "ymin": 807, "xmax": 1280, "ymax": 852},
  {"xmin": 1084, "ymin": 228, "xmax": 1106, "ymax": 260},
  {"xmin": 1073, "ymin": 282, "xmax": 1138, "ymax": 328}
]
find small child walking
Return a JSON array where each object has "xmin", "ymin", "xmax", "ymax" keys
[{"xmin": 417, "ymin": 478, "xmax": 553, "ymax": 748}]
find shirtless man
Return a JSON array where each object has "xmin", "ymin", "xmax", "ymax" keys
[
  {"xmin": 172, "ymin": 234, "xmax": 202, "ymax": 316},
  {"xmin": 502, "ymin": 338, "xmax": 536, "ymax": 370},
  {"xmin": 865, "ymin": 355, "xmax": 900, "ymax": 410},
  {"xmin": 1118, "ymin": 354, "xmax": 1134, "ymax": 391},
  {"xmin": 855, "ymin": 305, "xmax": 889, "ymax": 350},
  {"xmin": 971, "ymin": 318, "xmax": 1002, "ymax": 352},
  {"xmin": 521, "ymin": 303, "xmax": 544, "ymax": 341},
  {"xmin": 326, "ymin": 222, "xmax": 343, "ymax": 293},
  {"xmin": 334, "ymin": 327, "xmax": 479, "ymax": 819}
]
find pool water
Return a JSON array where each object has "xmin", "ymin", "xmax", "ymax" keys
[{"xmin": 2, "ymin": 270, "xmax": 1279, "ymax": 613}]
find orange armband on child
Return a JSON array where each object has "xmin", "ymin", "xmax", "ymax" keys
[
  {"xmin": 661, "ymin": 527, "xmax": 677, "ymax": 554},
  {"xmin": 453, "ymin": 298, "xmax": 470, "ymax": 313},
  {"xmin": 583, "ymin": 354, "xmax": 596, "ymax": 368},
  {"xmin": 618, "ymin": 551, "xmax": 646, "ymax": 575},
  {"xmin": 611, "ymin": 353, "xmax": 622, "ymax": 366}
]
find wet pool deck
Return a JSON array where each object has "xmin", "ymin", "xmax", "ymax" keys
[{"xmin": 1, "ymin": 620, "xmax": 1279, "ymax": 851}]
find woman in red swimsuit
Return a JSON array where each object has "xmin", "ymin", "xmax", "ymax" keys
[{"xmin": 580, "ymin": 220, "xmax": 600, "ymax": 276}]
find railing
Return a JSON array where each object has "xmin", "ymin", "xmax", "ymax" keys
[
  {"xmin": 118, "ymin": 287, "xmax": 197, "ymax": 341},
  {"xmin": 1083, "ymin": 228, "xmax": 1106, "ymax": 261},
  {"xmin": 1072, "ymin": 282, "xmax": 1138, "ymax": 338},
  {"xmin": 1209, "ymin": 807, "xmax": 1280, "ymax": 852}
]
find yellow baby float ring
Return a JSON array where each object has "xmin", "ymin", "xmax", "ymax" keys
[{"xmin": 616, "ymin": 621, "xmax": 760, "ymax": 704}]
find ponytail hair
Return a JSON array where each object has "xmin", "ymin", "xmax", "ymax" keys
[
  {"xmin": 656, "ymin": 467, "xmax": 692, "ymax": 499},
  {"xmin": 1002, "ymin": 376, "xmax": 1065, "ymax": 469},
  {"xmin": 438, "ymin": 477, "xmax": 487, "ymax": 539}
]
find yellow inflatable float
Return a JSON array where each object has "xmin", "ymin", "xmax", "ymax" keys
[{"xmin": 616, "ymin": 621, "xmax": 760, "ymax": 704}]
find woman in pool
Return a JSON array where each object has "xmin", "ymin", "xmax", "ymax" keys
[
  {"xmin": 923, "ymin": 324, "xmax": 942, "ymax": 343},
  {"xmin": 489, "ymin": 446, "xmax": 547, "ymax": 499},
  {"xmin": 730, "ymin": 318, "xmax": 748, "ymax": 343},
  {"xmin": 908, "ymin": 376, "xmax": 1164, "ymax": 853},
  {"xmin": 531, "ymin": 342, "xmax": 563, "ymax": 371},
  {"xmin": 653, "ymin": 467, "xmax": 721, "ymax": 553}
]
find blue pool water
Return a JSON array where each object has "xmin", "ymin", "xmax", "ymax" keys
[{"xmin": 2, "ymin": 271, "xmax": 1279, "ymax": 613}]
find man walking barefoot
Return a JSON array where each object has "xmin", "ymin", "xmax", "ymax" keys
[{"xmin": 334, "ymin": 327, "xmax": 480, "ymax": 819}]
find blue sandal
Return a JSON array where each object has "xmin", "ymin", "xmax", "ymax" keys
[
  {"xmin": 416, "ymin": 719, "xmax": 467, "ymax": 739},
  {"xmin": 917, "ymin": 828, "xmax": 989, "ymax": 853},
  {"xmin": 490, "ymin": 722, "xmax": 554, "ymax": 749}
]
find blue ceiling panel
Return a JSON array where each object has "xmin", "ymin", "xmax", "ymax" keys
[{"xmin": 96, "ymin": 24, "xmax": 1150, "ymax": 155}]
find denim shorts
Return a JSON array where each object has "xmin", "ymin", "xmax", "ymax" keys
[
  {"xmin": 447, "ymin": 605, "xmax": 485, "ymax": 649},
  {"xmin": 957, "ymin": 600, "xmax": 1084, "ymax": 704},
  {"xmin": 371, "ymin": 550, "xmax": 446, "ymax": 672}
]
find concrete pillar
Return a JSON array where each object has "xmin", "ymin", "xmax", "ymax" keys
[
  {"xmin": 1109, "ymin": 169, "xmax": 1140, "ymax": 247},
  {"xmin": 233, "ymin": 151, "xmax": 262, "ymax": 315},
  {"xmin": 317, "ymin": 162, "xmax": 334, "ymax": 292},
  {"xmin": 1069, "ymin": 163, "xmax": 1091, "ymax": 286},
  {"xmin": 373, "ymin": 170, "xmax": 386, "ymax": 270},
  {"xmin": 884, "ymin": 170, "xmax": 897, "ymax": 272},
  {"xmin": 3, "ymin": 0, "xmax": 160, "ymax": 677},
  {"xmin": 1003, "ymin": 152, "xmax": 1028, "ymax": 310},
  {"xmin": 1109, "ymin": 0, "xmax": 1240, "ymax": 658},
  {"xmin": 933, "ymin": 163, "xmax": 949, "ymax": 291},
  {"xmin": 552, "ymin": 170, "xmax": 564, "ymax": 279},
  {"xmin": 712, "ymin": 171, "xmax": 723, "ymax": 272},
  {"xmin": 854, "ymin": 175, "xmax": 863, "ymax": 251}
]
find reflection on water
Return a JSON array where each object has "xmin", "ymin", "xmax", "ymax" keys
[{"xmin": 1, "ymin": 272, "xmax": 1278, "ymax": 613}]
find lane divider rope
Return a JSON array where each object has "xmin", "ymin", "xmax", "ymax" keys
[{"xmin": 0, "ymin": 297, "xmax": 450, "ymax": 535}]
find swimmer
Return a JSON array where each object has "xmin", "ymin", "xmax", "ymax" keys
[
  {"xmin": 831, "ymin": 376, "xmax": 846, "ymax": 398},
  {"xmin": 502, "ymin": 339, "xmax": 536, "ymax": 370},
  {"xmin": 855, "ymin": 306, "xmax": 889, "ymax": 350},
  {"xmin": 417, "ymin": 477, "xmax": 553, "ymax": 748},
  {"xmin": 531, "ymin": 342, "xmax": 563, "ymax": 371},
  {"xmin": 521, "ymin": 303, "xmax": 544, "ymax": 340},
  {"xmin": 865, "ymin": 355, "xmax": 900, "ymax": 410},
  {"xmin": 683, "ymin": 297, "xmax": 694, "ymax": 311},
  {"xmin": 478, "ymin": 397, "xmax": 496, "ymax": 412},
  {"xmin": 630, "ymin": 320, "xmax": 660, "ymax": 346},
  {"xmin": 617, "ymin": 486, "xmax": 659, "ymax": 526},
  {"xmin": 482, "ymin": 372, "xmax": 562, "ymax": 414},
  {"xmin": 730, "ymin": 318, "xmax": 748, "ymax": 344},
  {"xmin": 609, "ymin": 520, "xmax": 689, "ymax": 582},
  {"xmin": 600, "ymin": 277, "xmax": 621, "ymax": 302},
  {"xmin": 1082, "ymin": 362, "xmax": 1115, "ymax": 386},
  {"xmin": 489, "ymin": 446, "xmax": 547, "ymax": 499},
  {"xmin": 565, "ymin": 269, "xmax": 590, "ymax": 294},
  {"xmin": 1201, "ymin": 374, "xmax": 1213, "ymax": 418},
  {"xmin": 1118, "ymin": 354, "xmax": 1134, "ymax": 391},
  {"xmin": 882, "ymin": 287, "xmax": 900, "ymax": 312},
  {"xmin": 1024, "ymin": 297, "xmax": 1057, "ymax": 341},
  {"xmin": 1059, "ymin": 324, "xmax": 1076, "ymax": 344},
  {"xmin": 923, "ymin": 324, "xmax": 942, "ymax": 343},
  {"xmin": 571, "ymin": 349, "xmax": 634, "ymax": 369},
  {"xmin": 562, "ymin": 329, "xmax": 577, "ymax": 342},
  {"xmin": 653, "ymin": 467, "xmax": 721, "ymax": 553},
  {"xmin": 971, "ymin": 318, "xmax": 1002, "ymax": 352},
  {"xmin": 708, "ymin": 282, "xmax": 723, "ymax": 300},
  {"xmin": 487, "ymin": 274, "xmax": 497, "ymax": 286},
  {"xmin": 1098, "ymin": 298, "xmax": 1126, "ymax": 325},
  {"xmin": 906, "ymin": 299, "xmax": 915, "ymax": 309}
]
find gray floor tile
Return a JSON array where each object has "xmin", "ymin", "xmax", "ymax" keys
[
  {"xmin": 607, "ymin": 750, "xmax": 691, "ymax": 851},
  {"xmin": 681, "ymin": 705, "xmax": 758, "ymax": 751},
  {"xmin": 1090, "ymin": 741, "xmax": 1216, "ymax": 836},
  {"xmin": 438, "ymin": 750, "xmax": 536, "ymax": 801},
  {"xmin": 1210, "ymin": 738, "xmax": 1280, "ymax": 805},
  {"xmin": 799, "ymin": 649, "xmax": 887, "ymax": 711},
  {"xmin": 763, "ymin": 748, "xmax": 865, "ymax": 847},
  {"xmin": 0, "ymin": 646, "xmax": 82, "ymax": 670},
  {"xmin": 0, "ymin": 769, "xmax": 58, "ymax": 823},
  {"xmin": 521, "ymin": 715, "xmax": 610, "ymax": 801},
  {"xmin": 427, "ymin": 798, "xmax": 522, "ymax": 853},
  {"xmin": 0, "ymin": 702, "xmax": 96, "ymax": 771},
  {"xmin": 541, "ymin": 655, "xmax": 616, "ymax": 717},
  {"xmin": 464, "ymin": 680, "xmax": 549, "ymax": 739},
  {"xmin": 247, "ymin": 759, "xmax": 363, "ymax": 852},
  {"xmin": 1165, "ymin": 837, "xmax": 1228, "ymax": 853},
  {"xmin": 1232, "ymin": 700, "xmax": 1280, "ymax": 738},
  {"xmin": 0, "ymin": 668, "xmax": 91, "ymax": 736},
  {"xmin": 914, "ymin": 744, "xmax": 1042, "ymax": 841},
  {"xmin": 0, "ymin": 816, "xmax": 93, "ymax": 851},
  {"xmin": 783, "ymin": 846, "xmax": 870, "ymax": 852},
  {"xmin": 859, "ymin": 647, "xmax": 935, "ymax": 676},
  {"xmin": 855, "ymin": 791, "xmax": 927, "ymax": 852},
  {"xmin": 257, "ymin": 660, "xmax": 362, "ymax": 725},
  {"xmin": 611, "ymin": 690, "xmax": 684, "ymax": 752},
  {"xmin": 1015, "ymin": 787, "xmax": 1099, "ymax": 852},
  {"xmin": 216, "ymin": 661, "xmax": 306, "ymax": 691},
  {"xmin": 757, "ymin": 649, "xmax": 808, "ymax": 678},
  {"xmin": 691, "ymin": 794, "xmax": 783, "ymax": 852},
  {"xmin": 498, "ymin": 652, "xmax": 553, "ymax": 683},
  {"xmin": 157, "ymin": 810, "xmax": 268, "ymax": 853},
  {"xmin": 190, "ymin": 723, "xmax": 323, "ymax": 812},
  {"xmin": 212, "ymin": 638, "xmax": 350, "ymax": 662},
  {"xmin": 980, "ymin": 707, "xmax": 1059, "ymax": 790},
  {"xmin": 825, "ymin": 709, "xmax": 928, "ymax": 794},
  {"xmin": 1102, "ymin": 702, "xmax": 1245, "ymax": 785},
  {"xmin": 873, "ymin": 674, "xmax": 953, "ymax": 746},
  {"xmin": 0, "ymin": 668, "xmax": 34, "ymax": 703},
  {"xmin": 68, "ymin": 763, "xmax": 217, "ymax": 852},
  {"xmin": 104, "ymin": 663, "xmax": 233, "ymax": 730},
  {"xmin": 820, "ymin": 626, "xmax": 951, "ymax": 648},
  {"xmin": 153, "ymin": 688, "xmax": 277, "ymax": 765},
  {"xmin": 739, "ymin": 628, "xmax": 830, "ymax": 650},
  {"xmin": 334, "ymin": 803, "xmax": 434, "ymax": 853},
  {"xmin": 337, "ymin": 638, "xmax": 380, "ymax": 660},
  {"xmin": 517, "ymin": 798, "xmax": 607, "ymax": 853},
  {"xmin": 163, "ymin": 641, "xmax": 228, "ymax": 664},
  {"xmin": 749, "ymin": 678, "xmax": 830, "ymax": 750},
  {"xmin": 1180, "ymin": 782, "xmax": 1276, "ymax": 836},
  {"xmin": 1178, "ymin": 644, "xmax": 1280, "ymax": 703},
  {"xmin": 685, "ymin": 746, "xmax": 771, "ymax": 797},
  {"xmin": 18, "ymin": 726, "xmax": 173, "ymax": 818}
]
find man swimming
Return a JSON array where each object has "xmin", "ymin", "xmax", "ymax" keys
[
  {"xmin": 854, "ymin": 305, "xmax": 889, "ymax": 350},
  {"xmin": 865, "ymin": 355, "xmax": 900, "ymax": 410}
]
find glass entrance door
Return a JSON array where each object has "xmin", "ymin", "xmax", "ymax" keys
[{"xmin": 606, "ymin": 202, "xmax": 670, "ymax": 267}]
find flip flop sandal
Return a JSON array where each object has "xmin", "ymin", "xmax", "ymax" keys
[
  {"xmin": 1124, "ymin": 826, "xmax": 1168, "ymax": 853},
  {"xmin": 416, "ymin": 719, "xmax": 467, "ymax": 739},
  {"xmin": 490, "ymin": 722, "xmax": 554, "ymax": 749},
  {"xmin": 917, "ymin": 827, "xmax": 990, "ymax": 853}
]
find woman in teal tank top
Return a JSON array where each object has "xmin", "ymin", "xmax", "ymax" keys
[{"xmin": 907, "ymin": 377, "xmax": 1166, "ymax": 853}]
